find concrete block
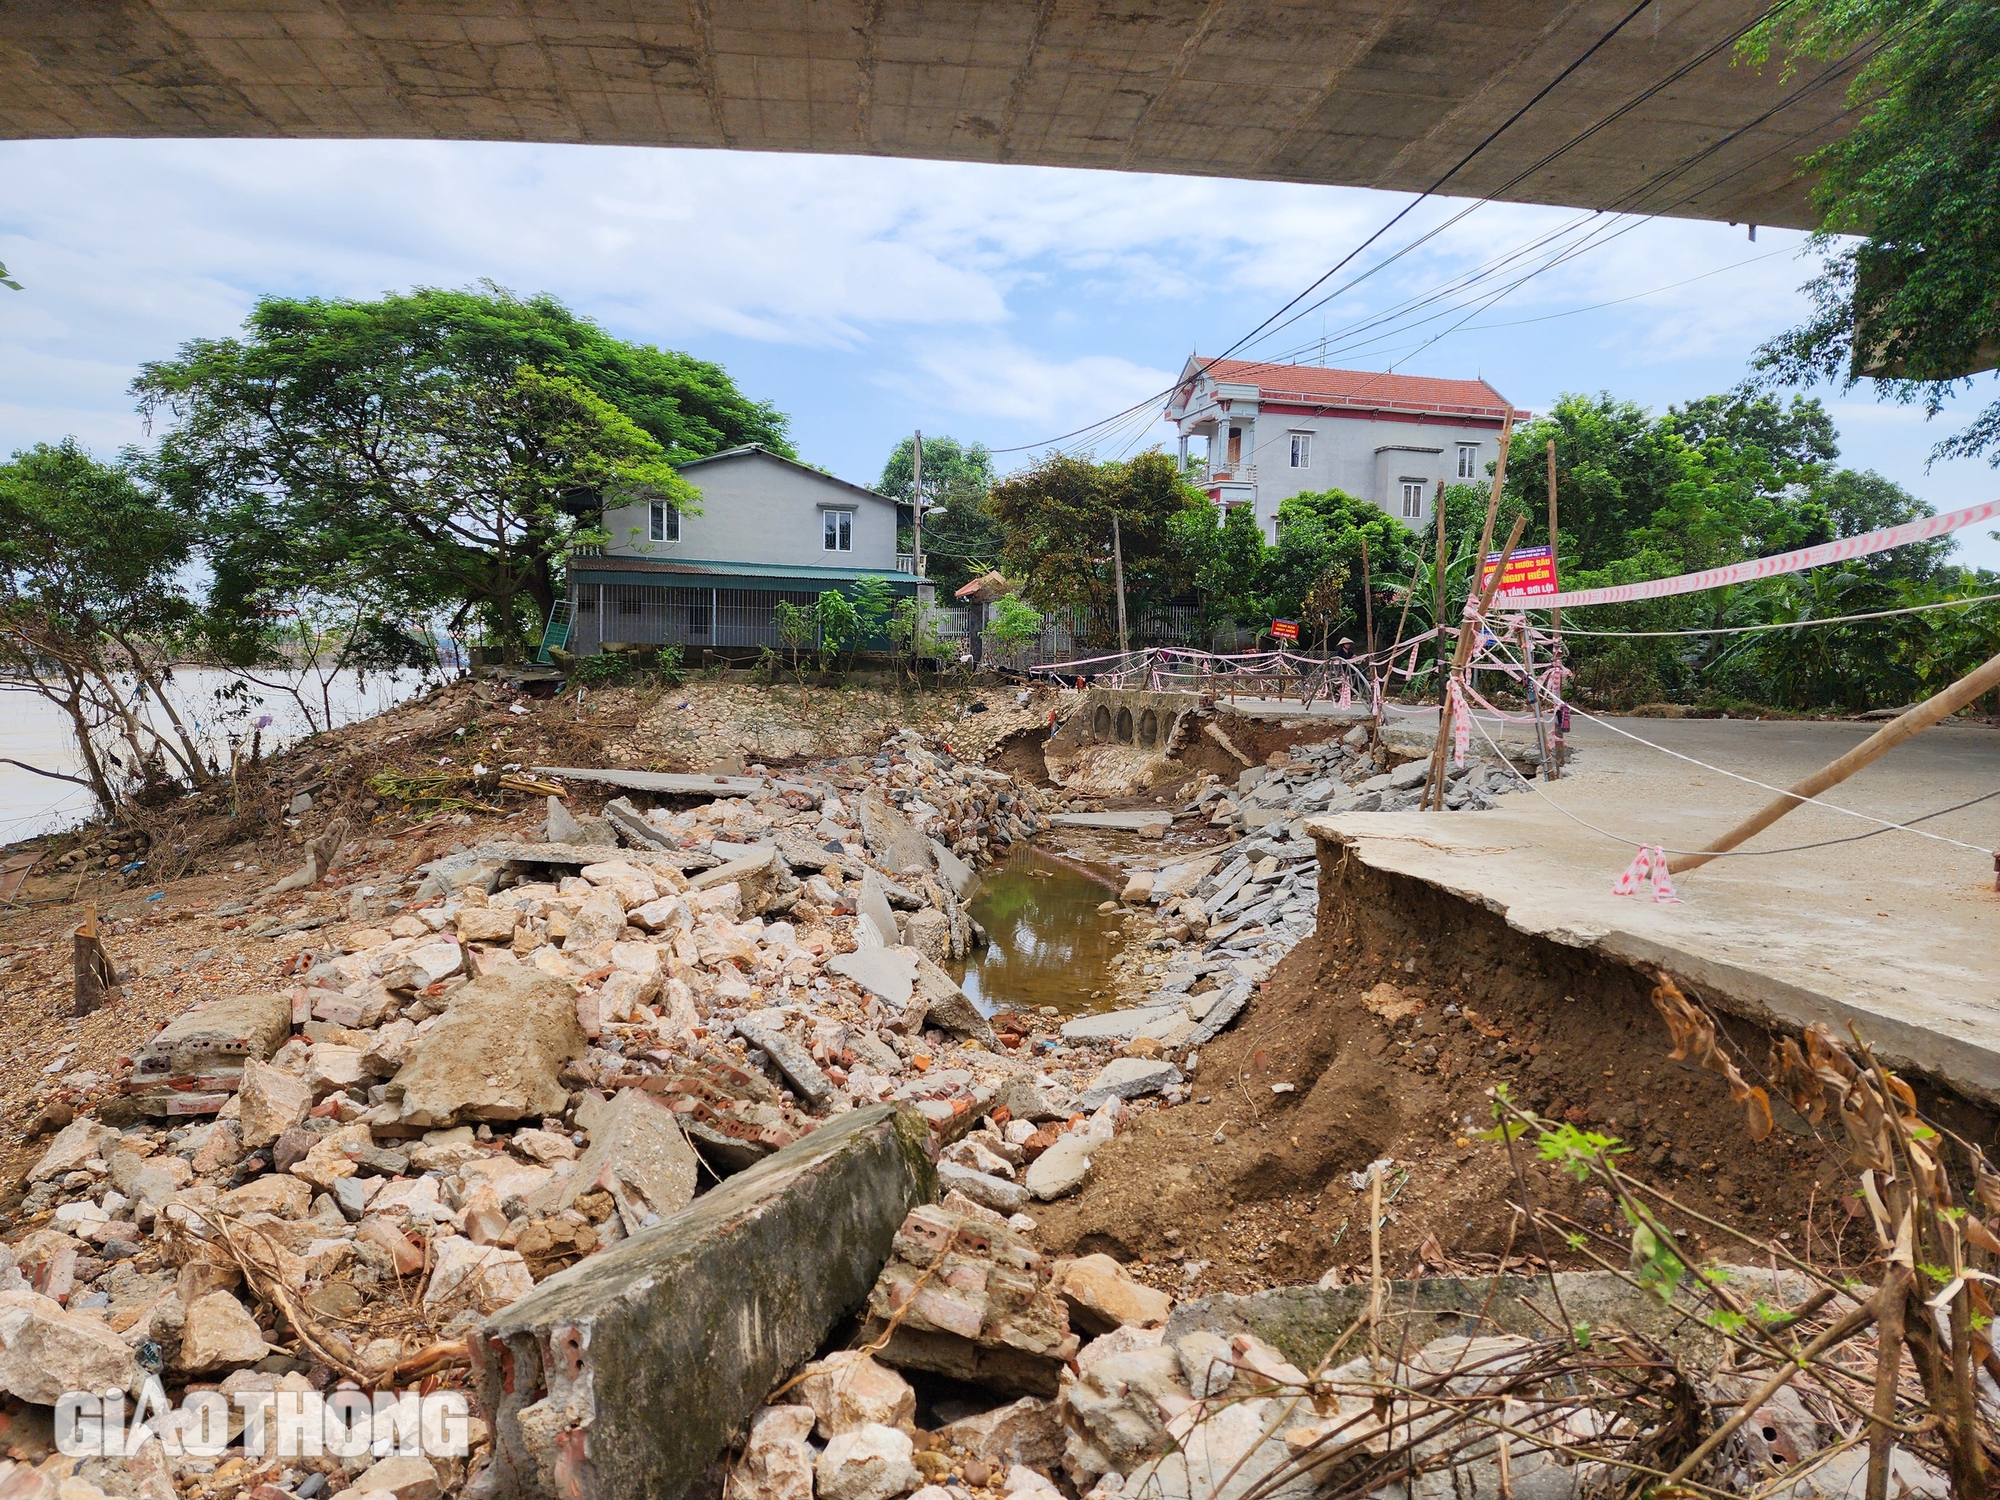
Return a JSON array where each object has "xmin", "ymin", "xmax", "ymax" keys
[{"xmin": 475, "ymin": 1104, "xmax": 936, "ymax": 1500}]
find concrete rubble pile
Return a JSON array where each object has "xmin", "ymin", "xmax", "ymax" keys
[
  {"xmin": 0, "ymin": 727, "xmax": 1183, "ymax": 1500},
  {"xmin": 1198, "ymin": 721, "xmax": 1546, "ymax": 839}
]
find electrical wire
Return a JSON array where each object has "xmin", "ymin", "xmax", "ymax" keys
[
  {"xmin": 987, "ymin": 0, "xmax": 1665, "ymax": 455},
  {"xmin": 1465, "ymin": 699, "xmax": 1999, "ymax": 860},
  {"xmin": 1552, "ymin": 590, "xmax": 2000, "ymax": 638}
]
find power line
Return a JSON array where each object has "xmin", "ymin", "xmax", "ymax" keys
[{"xmin": 987, "ymin": 0, "xmax": 1664, "ymax": 456}]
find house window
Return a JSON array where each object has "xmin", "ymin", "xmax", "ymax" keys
[
  {"xmin": 1457, "ymin": 443, "xmax": 1480, "ymax": 479},
  {"xmin": 648, "ymin": 501, "xmax": 679, "ymax": 543},
  {"xmin": 1400, "ymin": 480, "xmax": 1426, "ymax": 519},
  {"xmin": 1289, "ymin": 433, "xmax": 1311, "ymax": 469},
  {"xmin": 823, "ymin": 509, "xmax": 854, "ymax": 552}
]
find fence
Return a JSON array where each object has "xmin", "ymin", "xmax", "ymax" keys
[{"xmin": 570, "ymin": 583, "xmax": 824, "ymax": 654}]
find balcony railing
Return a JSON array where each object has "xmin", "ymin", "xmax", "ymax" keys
[{"xmin": 894, "ymin": 554, "xmax": 917, "ymax": 574}]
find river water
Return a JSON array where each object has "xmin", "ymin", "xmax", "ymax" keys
[
  {"xmin": 0, "ymin": 667, "xmax": 432, "ymax": 843},
  {"xmin": 952, "ymin": 844, "xmax": 1131, "ymax": 1017}
]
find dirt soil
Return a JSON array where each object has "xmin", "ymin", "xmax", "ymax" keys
[
  {"xmin": 1032, "ymin": 844, "xmax": 1940, "ymax": 1304},
  {"xmin": 1150, "ymin": 707, "xmax": 1349, "ymax": 790}
]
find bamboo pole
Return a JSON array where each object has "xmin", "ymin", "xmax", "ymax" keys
[
  {"xmin": 1423, "ymin": 413, "xmax": 1514, "ymax": 808},
  {"xmin": 1667, "ymin": 645, "xmax": 2000, "ymax": 873},
  {"xmin": 1545, "ymin": 439, "xmax": 1564, "ymax": 779},
  {"xmin": 1360, "ymin": 533, "xmax": 1375, "ymax": 659},
  {"xmin": 1433, "ymin": 479, "xmax": 1448, "ymax": 705},
  {"xmin": 1425, "ymin": 513, "xmax": 1527, "ymax": 810}
]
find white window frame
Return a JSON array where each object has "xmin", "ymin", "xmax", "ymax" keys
[
  {"xmin": 1399, "ymin": 480, "xmax": 1426, "ymax": 519},
  {"xmin": 1288, "ymin": 432, "xmax": 1312, "ymax": 469},
  {"xmin": 1456, "ymin": 443, "xmax": 1480, "ymax": 479},
  {"xmin": 822, "ymin": 508, "xmax": 854, "ymax": 553},
  {"xmin": 648, "ymin": 500, "xmax": 680, "ymax": 543}
]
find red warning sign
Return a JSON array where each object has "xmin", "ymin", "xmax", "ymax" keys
[
  {"xmin": 1270, "ymin": 619, "xmax": 1300, "ymax": 641},
  {"xmin": 1481, "ymin": 545, "xmax": 1558, "ymax": 598}
]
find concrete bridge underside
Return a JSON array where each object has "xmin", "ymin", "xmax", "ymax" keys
[{"xmin": 2, "ymin": 1, "xmax": 1854, "ymax": 229}]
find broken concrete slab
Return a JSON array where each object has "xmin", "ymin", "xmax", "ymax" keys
[
  {"xmin": 475, "ymin": 842, "xmax": 712, "ymax": 873},
  {"xmin": 827, "ymin": 946, "xmax": 919, "ymax": 1010},
  {"xmin": 1077, "ymin": 1058, "xmax": 1181, "ymax": 1110},
  {"xmin": 1058, "ymin": 1005, "xmax": 1183, "ymax": 1043},
  {"xmin": 857, "ymin": 790, "xmax": 933, "ymax": 877},
  {"xmin": 1164, "ymin": 1267, "xmax": 1806, "ymax": 1378},
  {"xmin": 601, "ymin": 797, "xmax": 675, "ymax": 850},
  {"xmin": 855, "ymin": 871, "xmax": 901, "ymax": 955},
  {"xmin": 1023, "ymin": 1134, "xmax": 1094, "ymax": 1201},
  {"xmin": 0, "ymin": 1290, "xmax": 139, "ymax": 1404},
  {"xmin": 525, "ymin": 1088, "xmax": 699, "ymax": 1225},
  {"xmin": 532, "ymin": 766, "xmax": 814, "ymax": 799},
  {"xmin": 934, "ymin": 1162, "xmax": 1028, "ymax": 1216},
  {"xmin": 475, "ymin": 1104, "xmax": 935, "ymax": 1500},
  {"xmin": 384, "ymin": 968, "xmax": 584, "ymax": 1128},
  {"xmin": 929, "ymin": 839, "xmax": 976, "ymax": 899},
  {"xmin": 1048, "ymin": 811, "xmax": 1176, "ymax": 831},
  {"xmin": 127, "ymin": 990, "xmax": 293, "ymax": 1116},
  {"xmin": 544, "ymin": 797, "xmax": 588, "ymax": 845},
  {"xmin": 691, "ymin": 848, "xmax": 789, "ymax": 917},
  {"xmin": 734, "ymin": 1014, "xmax": 834, "ymax": 1110},
  {"xmin": 911, "ymin": 956, "xmax": 998, "ymax": 1048}
]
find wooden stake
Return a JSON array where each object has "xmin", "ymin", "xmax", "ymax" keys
[
  {"xmin": 1425, "ymin": 514, "xmax": 1527, "ymax": 810},
  {"xmin": 1433, "ymin": 479, "xmax": 1448, "ymax": 704},
  {"xmin": 1110, "ymin": 514, "xmax": 1129, "ymax": 658},
  {"xmin": 1359, "ymin": 533, "xmax": 1375, "ymax": 659},
  {"xmin": 1667, "ymin": 645, "xmax": 2000, "ymax": 873},
  {"xmin": 72, "ymin": 902, "xmax": 118, "ymax": 1018},
  {"xmin": 1545, "ymin": 439, "xmax": 1564, "ymax": 779}
]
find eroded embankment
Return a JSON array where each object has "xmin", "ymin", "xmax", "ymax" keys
[{"xmin": 1033, "ymin": 825, "xmax": 1985, "ymax": 1299}]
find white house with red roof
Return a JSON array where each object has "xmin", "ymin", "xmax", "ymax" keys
[{"xmin": 1165, "ymin": 356, "xmax": 1516, "ymax": 541}]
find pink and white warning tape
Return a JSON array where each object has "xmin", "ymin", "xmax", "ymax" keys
[
  {"xmin": 1494, "ymin": 498, "xmax": 2000, "ymax": 611},
  {"xmin": 1612, "ymin": 845, "xmax": 1680, "ymax": 903}
]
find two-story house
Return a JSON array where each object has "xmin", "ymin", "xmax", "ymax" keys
[
  {"xmin": 565, "ymin": 445, "xmax": 927, "ymax": 656},
  {"xmin": 1166, "ymin": 357, "xmax": 1516, "ymax": 542}
]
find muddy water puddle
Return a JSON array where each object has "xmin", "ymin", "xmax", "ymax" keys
[{"xmin": 952, "ymin": 844, "xmax": 1130, "ymax": 1018}]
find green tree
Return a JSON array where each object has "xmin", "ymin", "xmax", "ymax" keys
[
  {"xmin": 0, "ymin": 441, "xmax": 206, "ymax": 811},
  {"xmin": 983, "ymin": 592, "xmax": 1046, "ymax": 667},
  {"xmin": 1168, "ymin": 502, "xmax": 1267, "ymax": 627},
  {"xmin": 1261, "ymin": 489, "xmax": 1415, "ymax": 647},
  {"xmin": 987, "ymin": 450, "xmax": 1204, "ymax": 645},
  {"xmin": 878, "ymin": 436, "xmax": 1000, "ymax": 597},
  {"xmin": 137, "ymin": 292, "xmax": 736, "ymax": 648},
  {"xmin": 1805, "ymin": 469, "xmax": 1951, "ymax": 580},
  {"xmin": 815, "ymin": 590, "xmax": 862, "ymax": 672},
  {"xmin": 1743, "ymin": 0, "xmax": 2000, "ymax": 463},
  {"xmin": 135, "ymin": 287, "xmax": 781, "ymax": 647},
  {"xmin": 848, "ymin": 574, "xmax": 895, "ymax": 651}
]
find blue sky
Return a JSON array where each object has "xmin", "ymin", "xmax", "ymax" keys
[{"xmin": 2, "ymin": 137, "xmax": 1996, "ymax": 569}]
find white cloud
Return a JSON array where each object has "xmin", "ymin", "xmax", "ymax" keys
[
  {"xmin": 0, "ymin": 134, "xmax": 1981, "ymax": 522},
  {"xmin": 890, "ymin": 341, "xmax": 1177, "ymax": 435}
]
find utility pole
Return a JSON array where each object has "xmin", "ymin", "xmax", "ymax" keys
[
  {"xmin": 1110, "ymin": 514, "xmax": 1130, "ymax": 657},
  {"xmin": 910, "ymin": 430, "xmax": 925, "ymax": 577},
  {"xmin": 1360, "ymin": 533, "xmax": 1375, "ymax": 658}
]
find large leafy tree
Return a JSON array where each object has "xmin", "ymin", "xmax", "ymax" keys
[
  {"xmin": 1168, "ymin": 502, "xmax": 1268, "ymax": 628},
  {"xmin": 1744, "ymin": 0, "xmax": 2000, "ymax": 463},
  {"xmin": 1261, "ymin": 489, "xmax": 1416, "ymax": 649},
  {"xmin": 987, "ymin": 451, "xmax": 1204, "ymax": 642},
  {"xmin": 0, "ymin": 441, "xmax": 206, "ymax": 811},
  {"xmin": 135, "ymin": 287, "xmax": 784, "ymax": 645}
]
